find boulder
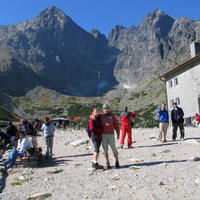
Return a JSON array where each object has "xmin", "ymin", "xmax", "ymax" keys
[
  {"xmin": 184, "ymin": 140, "xmax": 200, "ymax": 145},
  {"xmin": 27, "ymin": 193, "xmax": 52, "ymax": 200},
  {"xmin": 71, "ymin": 139, "xmax": 89, "ymax": 147},
  {"xmin": 128, "ymin": 158, "xmax": 144, "ymax": 163},
  {"xmin": 189, "ymin": 157, "xmax": 200, "ymax": 161}
]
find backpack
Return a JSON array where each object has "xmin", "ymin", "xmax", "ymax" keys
[
  {"xmin": 129, "ymin": 113, "xmax": 135, "ymax": 127},
  {"xmin": 86, "ymin": 121, "xmax": 92, "ymax": 137}
]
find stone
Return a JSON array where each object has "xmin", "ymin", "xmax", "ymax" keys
[
  {"xmin": 195, "ymin": 178, "xmax": 200, "ymax": 184},
  {"xmin": 71, "ymin": 139, "xmax": 89, "ymax": 147},
  {"xmin": 128, "ymin": 158, "xmax": 144, "ymax": 163},
  {"xmin": 17, "ymin": 176, "xmax": 26, "ymax": 181},
  {"xmin": 189, "ymin": 157, "xmax": 200, "ymax": 161},
  {"xmin": 129, "ymin": 166, "xmax": 141, "ymax": 170},
  {"xmin": 185, "ymin": 140, "xmax": 200, "ymax": 145},
  {"xmin": 159, "ymin": 181, "xmax": 165, "ymax": 186},
  {"xmin": 159, "ymin": 162, "xmax": 168, "ymax": 167},
  {"xmin": 21, "ymin": 169, "xmax": 34, "ymax": 176},
  {"xmin": 47, "ymin": 168, "xmax": 63, "ymax": 174},
  {"xmin": 112, "ymin": 175, "xmax": 120, "ymax": 181},
  {"xmin": 27, "ymin": 193, "xmax": 52, "ymax": 200},
  {"xmin": 110, "ymin": 185, "xmax": 118, "ymax": 190},
  {"xmin": 149, "ymin": 134, "xmax": 156, "ymax": 139},
  {"xmin": 160, "ymin": 149, "xmax": 171, "ymax": 154}
]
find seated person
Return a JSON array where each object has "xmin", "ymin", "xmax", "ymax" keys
[
  {"xmin": 27, "ymin": 132, "xmax": 38, "ymax": 149},
  {"xmin": 4, "ymin": 131, "xmax": 33, "ymax": 168},
  {"xmin": 193, "ymin": 113, "xmax": 200, "ymax": 127}
]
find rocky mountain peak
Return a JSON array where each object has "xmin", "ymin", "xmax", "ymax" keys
[
  {"xmin": 141, "ymin": 9, "xmax": 174, "ymax": 28},
  {"xmin": 37, "ymin": 6, "xmax": 73, "ymax": 29}
]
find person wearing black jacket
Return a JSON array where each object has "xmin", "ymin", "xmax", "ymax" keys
[{"xmin": 171, "ymin": 102, "xmax": 185, "ymax": 141}]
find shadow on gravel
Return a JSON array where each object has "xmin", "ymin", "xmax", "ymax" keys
[
  {"xmin": 135, "ymin": 142, "xmax": 178, "ymax": 149},
  {"xmin": 38, "ymin": 158, "xmax": 72, "ymax": 168},
  {"xmin": 55, "ymin": 153, "xmax": 93, "ymax": 159},
  {"xmin": 121, "ymin": 159, "xmax": 187, "ymax": 168},
  {"xmin": 0, "ymin": 169, "xmax": 8, "ymax": 193}
]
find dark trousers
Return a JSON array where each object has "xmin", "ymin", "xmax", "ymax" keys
[
  {"xmin": 92, "ymin": 138, "xmax": 101, "ymax": 153},
  {"xmin": 172, "ymin": 122, "xmax": 185, "ymax": 139}
]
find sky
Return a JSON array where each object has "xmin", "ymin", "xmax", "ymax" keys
[{"xmin": 0, "ymin": 0, "xmax": 200, "ymax": 37}]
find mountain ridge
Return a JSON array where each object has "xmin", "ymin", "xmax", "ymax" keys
[{"xmin": 0, "ymin": 7, "xmax": 199, "ymax": 120}]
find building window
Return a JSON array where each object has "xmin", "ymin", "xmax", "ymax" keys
[
  {"xmin": 170, "ymin": 99, "xmax": 174, "ymax": 108},
  {"xmin": 169, "ymin": 80, "xmax": 173, "ymax": 88},
  {"xmin": 174, "ymin": 78, "xmax": 178, "ymax": 86},
  {"xmin": 175, "ymin": 97, "xmax": 180, "ymax": 105}
]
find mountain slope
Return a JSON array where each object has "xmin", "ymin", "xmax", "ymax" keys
[
  {"xmin": 108, "ymin": 9, "xmax": 199, "ymax": 89},
  {"xmin": 0, "ymin": 7, "xmax": 119, "ymax": 97}
]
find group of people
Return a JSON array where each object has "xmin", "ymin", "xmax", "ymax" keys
[
  {"xmin": 89, "ymin": 104, "xmax": 136, "ymax": 169},
  {"xmin": 2, "ymin": 117, "xmax": 55, "ymax": 169},
  {"xmin": 1, "ymin": 102, "xmax": 196, "ymax": 170},
  {"xmin": 157, "ymin": 102, "xmax": 185, "ymax": 143},
  {"xmin": 89, "ymin": 102, "xmax": 190, "ymax": 170}
]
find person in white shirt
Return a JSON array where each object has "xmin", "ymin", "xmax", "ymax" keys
[{"xmin": 5, "ymin": 131, "xmax": 32, "ymax": 168}]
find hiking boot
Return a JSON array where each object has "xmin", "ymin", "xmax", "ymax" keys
[
  {"xmin": 105, "ymin": 161, "xmax": 111, "ymax": 169},
  {"xmin": 115, "ymin": 160, "xmax": 120, "ymax": 169},
  {"xmin": 92, "ymin": 162, "xmax": 104, "ymax": 169}
]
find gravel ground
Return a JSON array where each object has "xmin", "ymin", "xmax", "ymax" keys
[{"xmin": 0, "ymin": 127, "xmax": 200, "ymax": 200}]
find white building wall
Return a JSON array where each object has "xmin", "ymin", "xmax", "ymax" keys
[{"xmin": 166, "ymin": 63, "xmax": 200, "ymax": 118}]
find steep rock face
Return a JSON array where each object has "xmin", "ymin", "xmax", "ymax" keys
[
  {"xmin": 0, "ymin": 7, "xmax": 118, "ymax": 96},
  {"xmin": 108, "ymin": 9, "xmax": 200, "ymax": 89}
]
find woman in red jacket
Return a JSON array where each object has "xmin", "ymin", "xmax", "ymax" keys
[{"xmin": 89, "ymin": 108, "xmax": 103, "ymax": 169}]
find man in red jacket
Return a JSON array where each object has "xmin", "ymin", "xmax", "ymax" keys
[
  {"xmin": 100, "ymin": 104, "xmax": 120, "ymax": 169},
  {"xmin": 120, "ymin": 107, "xmax": 136, "ymax": 148}
]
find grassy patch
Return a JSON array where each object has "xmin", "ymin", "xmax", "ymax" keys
[
  {"xmin": 11, "ymin": 177, "xmax": 33, "ymax": 186},
  {"xmin": 0, "ymin": 104, "xmax": 18, "ymax": 121},
  {"xmin": 134, "ymin": 104, "xmax": 158, "ymax": 128},
  {"xmin": 129, "ymin": 91, "xmax": 148, "ymax": 100}
]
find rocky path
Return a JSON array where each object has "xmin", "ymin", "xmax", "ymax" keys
[{"xmin": 0, "ymin": 127, "xmax": 200, "ymax": 200}]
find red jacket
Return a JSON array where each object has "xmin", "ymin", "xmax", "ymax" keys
[
  {"xmin": 120, "ymin": 111, "xmax": 136, "ymax": 126},
  {"xmin": 89, "ymin": 116, "xmax": 103, "ymax": 140},
  {"xmin": 100, "ymin": 113, "xmax": 120, "ymax": 136},
  {"xmin": 195, "ymin": 115, "xmax": 200, "ymax": 122}
]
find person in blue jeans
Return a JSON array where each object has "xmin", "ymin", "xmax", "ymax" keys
[{"xmin": 4, "ymin": 131, "xmax": 33, "ymax": 168}]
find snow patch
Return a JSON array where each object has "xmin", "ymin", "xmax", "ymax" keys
[
  {"xmin": 56, "ymin": 55, "xmax": 61, "ymax": 63},
  {"xmin": 123, "ymin": 84, "xmax": 131, "ymax": 89}
]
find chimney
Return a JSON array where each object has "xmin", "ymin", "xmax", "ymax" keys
[{"xmin": 190, "ymin": 42, "xmax": 200, "ymax": 58}]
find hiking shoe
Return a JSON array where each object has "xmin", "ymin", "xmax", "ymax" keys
[
  {"xmin": 115, "ymin": 161, "xmax": 120, "ymax": 169},
  {"xmin": 106, "ymin": 161, "xmax": 111, "ymax": 169},
  {"xmin": 92, "ymin": 162, "xmax": 104, "ymax": 169}
]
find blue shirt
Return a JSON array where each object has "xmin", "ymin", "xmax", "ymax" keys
[{"xmin": 157, "ymin": 108, "xmax": 169, "ymax": 123}]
